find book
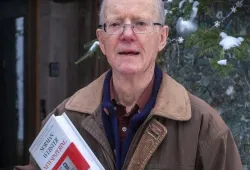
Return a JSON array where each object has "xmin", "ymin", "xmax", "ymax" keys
[{"xmin": 29, "ymin": 112, "xmax": 105, "ymax": 170}]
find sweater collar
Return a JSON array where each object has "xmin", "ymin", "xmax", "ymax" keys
[{"xmin": 65, "ymin": 68, "xmax": 191, "ymax": 121}]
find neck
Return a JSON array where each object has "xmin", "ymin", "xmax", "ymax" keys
[{"xmin": 112, "ymin": 65, "xmax": 155, "ymax": 112}]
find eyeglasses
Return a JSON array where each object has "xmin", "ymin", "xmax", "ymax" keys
[{"xmin": 98, "ymin": 20, "xmax": 163, "ymax": 35}]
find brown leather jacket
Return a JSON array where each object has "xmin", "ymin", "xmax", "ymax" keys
[{"xmin": 15, "ymin": 72, "xmax": 242, "ymax": 170}]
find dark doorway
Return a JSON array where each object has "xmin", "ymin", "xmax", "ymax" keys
[{"xmin": 0, "ymin": 1, "xmax": 26, "ymax": 168}]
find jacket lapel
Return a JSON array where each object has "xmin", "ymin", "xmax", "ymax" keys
[{"xmin": 126, "ymin": 118, "xmax": 167, "ymax": 170}]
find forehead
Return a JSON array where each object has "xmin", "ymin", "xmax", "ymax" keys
[{"xmin": 103, "ymin": 0, "xmax": 158, "ymax": 21}]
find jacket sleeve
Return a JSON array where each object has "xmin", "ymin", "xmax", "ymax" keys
[{"xmin": 197, "ymin": 129, "xmax": 242, "ymax": 170}]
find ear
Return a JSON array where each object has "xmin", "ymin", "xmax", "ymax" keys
[
  {"xmin": 158, "ymin": 25, "xmax": 169, "ymax": 51},
  {"xmin": 96, "ymin": 29, "xmax": 106, "ymax": 55}
]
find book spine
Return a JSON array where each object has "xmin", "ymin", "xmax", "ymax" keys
[{"xmin": 62, "ymin": 113, "xmax": 104, "ymax": 170}]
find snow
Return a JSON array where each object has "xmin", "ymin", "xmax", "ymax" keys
[
  {"xmin": 219, "ymin": 32, "xmax": 244, "ymax": 50},
  {"xmin": 231, "ymin": 6, "xmax": 237, "ymax": 13},
  {"xmin": 214, "ymin": 21, "xmax": 220, "ymax": 27},
  {"xmin": 179, "ymin": 0, "xmax": 194, "ymax": 9},
  {"xmin": 179, "ymin": 0, "xmax": 186, "ymax": 9},
  {"xmin": 190, "ymin": 1, "xmax": 199, "ymax": 19},
  {"xmin": 236, "ymin": 1, "xmax": 243, "ymax": 8},
  {"xmin": 89, "ymin": 41, "xmax": 100, "ymax": 52},
  {"xmin": 165, "ymin": 9, "xmax": 172, "ymax": 16},
  {"xmin": 165, "ymin": 9, "xmax": 168, "ymax": 16},
  {"xmin": 178, "ymin": 37, "xmax": 184, "ymax": 43},
  {"xmin": 241, "ymin": 115, "xmax": 249, "ymax": 122},
  {"xmin": 217, "ymin": 59, "xmax": 227, "ymax": 65},
  {"xmin": 176, "ymin": 17, "xmax": 198, "ymax": 36},
  {"xmin": 226, "ymin": 86, "xmax": 234, "ymax": 96}
]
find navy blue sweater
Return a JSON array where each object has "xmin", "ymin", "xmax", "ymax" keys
[{"xmin": 101, "ymin": 65, "xmax": 162, "ymax": 170}]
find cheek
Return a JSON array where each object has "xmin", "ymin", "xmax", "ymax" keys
[
  {"xmin": 142, "ymin": 36, "xmax": 160, "ymax": 56},
  {"xmin": 103, "ymin": 38, "xmax": 118, "ymax": 65},
  {"xmin": 103, "ymin": 37, "xmax": 117, "ymax": 55}
]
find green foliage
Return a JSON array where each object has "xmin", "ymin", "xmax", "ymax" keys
[
  {"xmin": 210, "ymin": 56, "xmax": 234, "ymax": 77},
  {"xmin": 180, "ymin": 2, "xmax": 193, "ymax": 20},
  {"xmin": 163, "ymin": 0, "xmax": 250, "ymax": 76},
  {"xmin": 185, "ymin": 28, "xmax": 222, "ymax": 56},
  {"xmin": 185, "ymin": 27, "xmax": 250, "ymax": 58},
  {"xmin": 226, "ymin": 38, "xmax": 250, "ymax": 61},
  {"xmin": 184, "ymin": 28, "xmax": 250, "ymax": 76}
]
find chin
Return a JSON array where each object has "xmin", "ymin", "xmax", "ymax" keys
[{"xmin": 115, "ymin": 65, "xmax": 143, "ymax": 75}]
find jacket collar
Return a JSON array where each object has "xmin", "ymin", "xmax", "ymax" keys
[{"xmin": 65, "ymin": 70, "xmax": 191, "ymax": 121}]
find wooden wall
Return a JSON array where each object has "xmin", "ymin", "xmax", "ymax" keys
[{"xmin": 39, "ymin": 0, "xmax": 109, "ymax": 115}]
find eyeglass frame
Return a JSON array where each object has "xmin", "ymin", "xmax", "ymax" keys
[{"xmin": 98, "ymin": 21, "xmax": 163, "ymax": 35}]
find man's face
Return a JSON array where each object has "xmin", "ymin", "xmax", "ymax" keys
[{"xmin": 97, "ymin": 0, "xmax": 168, "ymax": 75}]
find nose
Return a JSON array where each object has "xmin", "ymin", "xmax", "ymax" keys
[
  {"xmin": 120, "ymin": 24, "xmax": 136, "ymax": 41},
  {"xmin": 123, "ymin": 24, "xmax": 134, "ymax": 34}
]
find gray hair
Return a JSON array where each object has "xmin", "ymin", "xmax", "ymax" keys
[{"xmin": 99, "ymin": 0, "xmax": 165, "ymax": 25}]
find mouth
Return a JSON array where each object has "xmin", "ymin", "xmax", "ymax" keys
[{"xmin": 118, "ymin": 51, "xmax": 140, "ymax": 55}]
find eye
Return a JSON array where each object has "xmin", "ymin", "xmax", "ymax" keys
[
  {"xmin": 135, "ymin": 21, "xmax": 148, "ymax": 27},
  {"xmin": 108, "ymin": 22, "xmax": 121, "ymax": 28}
]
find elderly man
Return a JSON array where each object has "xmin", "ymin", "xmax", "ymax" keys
[{"xmin": 15, "ymin": 0, "xmax": 242, "ymax": 169}]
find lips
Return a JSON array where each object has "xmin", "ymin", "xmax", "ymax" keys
[{"xmin": 118, "ymin": 51, "xmax": 140, "ymax": 55}]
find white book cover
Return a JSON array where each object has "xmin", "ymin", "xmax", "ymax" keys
[{"xmin": 29, "ymin": 113, "xmax": 105, "ymax": 170}]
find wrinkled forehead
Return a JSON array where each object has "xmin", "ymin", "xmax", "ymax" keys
[{"xmin": 102, "ymin": 0, "xmax": 159, "ymax": 22}]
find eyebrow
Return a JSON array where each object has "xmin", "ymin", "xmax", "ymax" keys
[
  {"xmin": 132, "ymin": 16, "xmax": 151, "ymax": 20},
  {"xmin": 106, "ymin": 15, "xmax": 152, "ymax": 23}
]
